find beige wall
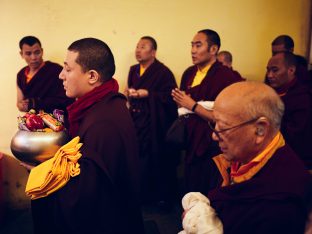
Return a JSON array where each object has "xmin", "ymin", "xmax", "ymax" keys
[{"xmin": 0, "ymin": 0, "xmax": 310, "ymax": 206}]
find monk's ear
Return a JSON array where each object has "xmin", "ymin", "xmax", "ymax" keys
[
  {"xmin": 254, "ymin": 117, "xmax": 270, "ymax": 144},
  {"xmin": 88, "ymin": 70, "xmax": 100, "ymax": 85},
  {"xmin": 209, "ymin": 45, "xmax": 219, "ymax": 55},
  {"xmin": 288, "ymin": 65, "xmax": 296, "ymax": 76},
  {"xmin": 151, "ymin": 49, "xmax": 156, "ymax": 58}
]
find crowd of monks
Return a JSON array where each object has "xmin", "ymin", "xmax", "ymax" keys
[{"xmin": 16, "ymin": 31, "xmax": 312, "ymax": 233}]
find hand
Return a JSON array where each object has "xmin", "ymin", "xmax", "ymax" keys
[
  {"xmin": 171, "ymin": 88, "xmax": 196, "ymax": 110},
  {"xmin": 127, "ymin": 88, "xmax": 138, "ymax": 98},
  {"xmin": 136, "ymin": 89, "xmax": 149, "ymax": 98},
  {"xmin": 17, "ymin": 99, "xmax": 29, "ymax": 112},
  {"xmin": 124, "ymin": 87, "xmax": 130, "ymax": 97},
  {"xmin": 128, "ymin": 88, "xmax": 149, "ymax": 99}
]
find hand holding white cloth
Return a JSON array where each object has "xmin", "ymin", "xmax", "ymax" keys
[
  {"xmin": 178, "ymin": 192, "xmax": 223, "ymax": 234},
  {"xmin": 178, "ymin": 101, "xmax": 214, "ymax": 116}
]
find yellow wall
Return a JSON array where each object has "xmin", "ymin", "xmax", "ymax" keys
[{"xmin": 0, "ymin": 0, "xmax": 310, "ymax": 206}]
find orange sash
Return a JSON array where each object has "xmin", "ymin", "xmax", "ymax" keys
[
  {"xmin": 25, "ymin": 62, "xmax": 45, "ymax": 83},
  {"xmin": 213, "ymin": 132, "xmax": 285, "ymax": 186}
]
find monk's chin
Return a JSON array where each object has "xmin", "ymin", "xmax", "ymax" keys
[{"xmin": 221, "ymin": 153, "xmax": 234, "ymax": 162}]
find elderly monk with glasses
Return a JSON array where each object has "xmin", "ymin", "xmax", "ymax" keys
[{"xmin": 183, "ymin": 81, "xmax": 312, "ymax": 234}]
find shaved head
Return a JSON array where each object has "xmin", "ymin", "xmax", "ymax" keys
[
  {"xmin": 215, "ymin": 81, "xmax": 284, "ymax": 133},
  {"xmin": 217, "ymin": 51, "xmax": 232, "ymax": 68},
  {"xmin": 212, "ymin": 81, "xmax": 285, "ymax": 163}
]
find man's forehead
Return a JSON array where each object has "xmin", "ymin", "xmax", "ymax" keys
[
  {"xmin": 272, "ymin": 44, "xmax": 287, "ymax": 54},
  {"xmin": 192, "ymin": 33, "xmax": 207, "ymax": 43},
  {"xmin": 268, "ymin": 54, "xmax": 284, "ymax": 66},
  {"xmin": 67, "ymin": 50, "xmax": 78, "ymax": 58},
  {"xmin": 215, "ymin": 83, "xmax": 250, "ymax": 109},
  {"xmin": 272, "ymin": 44, "xmax": 286, "ymax": 49},
  {"xmin": 138, "ymin": 39, "xmax": 152, "ymax": 46},
  {"xmin": 213, "ymin": 104, "xmax": 239, "ymax": 124},
  {"xmin": 214, "ymin": 94, "xmax": 237, "ymax": 112},
  {"xmin": 64, "ymin": 51, "xmax": 79, "ymax": 65},
  {"xmin": 217, "ymin": 54, "xmax": 225, "ymax": 60},
  {"xmin": 22, "ymin": 43, "xmax": 41, "ymax": 51}
]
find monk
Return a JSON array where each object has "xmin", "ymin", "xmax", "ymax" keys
[
  {"xmin": 17, "ymin": 36, "xmax": 73, "ymax": 113},
  {"xmin": 125, "ymin": 36, "xmax": 179, "ymax": 210},
  {"xmin": 29, "ymin": 38, "xmax": 145, "ymax": 234},
  {"xmin": 217, "ymin": 50, "xmax": 245, "ymax": 80},
  {"xmin": 266, "ymin": 52, "xmax": 312, "ymax": 169},
  {"xmin": 271, "ymin": 34, "xmax": 311, "ymax": 89},
  {"xmin": 204, "ymin": 81, "xmax": 312, "ymax": 233},
  {"xmin": 172, "ymin": 29, "xmax": 243, "ymax": 195}
]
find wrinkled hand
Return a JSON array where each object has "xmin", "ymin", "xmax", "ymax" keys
[
  {"xmin": 172, "ymin": 88, "xmax": 196, "ymax": 110},
  {"xmin": 128, "ymin": 88, "xmax": 149, "ymax": 98}
]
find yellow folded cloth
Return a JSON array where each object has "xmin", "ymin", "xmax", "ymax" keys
[{"xmin": 25, "ymin": 136, "xmax": 83, "ymax": 200}]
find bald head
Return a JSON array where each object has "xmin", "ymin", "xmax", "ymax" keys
[
  {"xmin": 217, "ymin": 51, "xmax": 232, "ymax": 68},
  {"xmin": 266, "ymin": 52, "xmax": 297, "ymax": 89},
  {"xmin": 271, "ymin": 35, "xmax": 294, "ymax": 55},
  {"xmin": 212, "ymin": 81, "xmax": 284, "ymax": 163},
  {"xmin": 215, "ymin": 81, "xmax": 284, "ymax": 134}
]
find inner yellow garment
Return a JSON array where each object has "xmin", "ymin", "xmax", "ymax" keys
[
  {"xmin": 191, "ymin": 64, "xmax": 211, "ymax": 87},
  {"xmin": 140, "ymin": 65, "xmax": 145, "ymax": 76},
  {"xmin": 25, "ymin": 136, "xmax": 82, "ymax": 200}
]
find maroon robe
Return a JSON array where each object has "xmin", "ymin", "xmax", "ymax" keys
[
  {"xmin": 128, "ymin": 59, "xmax": 179, "ymax": 204},
  {"xmin": 17, "ymin": 61, "xmax": 74, "ymax": 113},
  {"xmin": 31, "ymin": 92, "xmax": 144, "ymax": 234},
  {"xmin": 230, "ymin": 67, "xmax": 245, "ymax": 80},
  {"xmin": 180, "ymin": 61, "xmax": 243, "ymax": 194},
  {"xmin": 295, "ymin": 55, "xmax": 311, "ymax": 87},
  {"xmin": 279, "ymin": 79, "xmax": 312, "ymax": 169},
  {"xmin": 208, "ymin": 144, "xmax": 312, "ymax": 234}
]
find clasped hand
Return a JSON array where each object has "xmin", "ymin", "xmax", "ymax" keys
[
  {"xmin": 171, "ymin": 88, "xmax": 196, "ymax": 110},
  {"xmin": 125, "ymin": 88, "xmax": 149, "ymax": 98}
]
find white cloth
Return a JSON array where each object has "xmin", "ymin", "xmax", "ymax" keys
[
  {"xmin": 178, "ymin": 101, "xmax": 214, "ymax": 116},
  {"xmin": 178, "ymin": 192, "xmax": 223, "ymax": 234}
]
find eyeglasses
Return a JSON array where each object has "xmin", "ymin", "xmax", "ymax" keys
[{"xmin": 208, "ymin": 117, "xmax": 260, "ymax": 140}]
